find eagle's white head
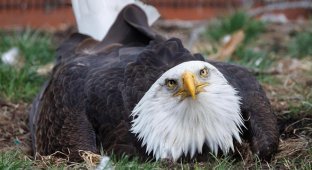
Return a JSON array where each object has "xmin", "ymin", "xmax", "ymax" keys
[{"xmin": 130, "ymin": 60, "xmax": 244, "ymax": 161}]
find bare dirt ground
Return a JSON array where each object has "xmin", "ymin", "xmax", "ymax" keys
[
  {"xmin": 0, "ymin": 21, "xmax": 311, "ymax": 168},
  {"xmin": 0, "ymin": 102, "xmax": 30, "ymax": 153}
]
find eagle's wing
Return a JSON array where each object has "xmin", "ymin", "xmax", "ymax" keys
[
  {"xmin": 208, "ymin": 60, "xmax": 279, "ymax": 160},
  {"xmin": 30, "ymin": 40, "xmax": 133, "ymax": 160}
]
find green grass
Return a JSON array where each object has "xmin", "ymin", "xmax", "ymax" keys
[
  {"xmin": 0, "ymin": 149, "xmax": 259, "ymax": 170},
  {"xmin": 289, "ymin": 31, "xmax": 312, "ymax": 58},
  {"xmin": 206, "ymin": 11, "xmax": 265, "ymax": 44},
  {"xmin": 91, "ymin": 155, "xmax": 242, "ymax": 169},
  {"xmin": 279, "ymin": 153, "xmax": 312, "ymax": 170},
  {"xmin": 232, "ymin": 47, "xmax": 272, "ymax": 70},
  {"xmin": 0, "ymin": 150, "xmax": 31, "ymax": 169},
  {"xmin": 205, "ymin": 155, "xmax": 238, "ymax": 170},
  {"xmin": 287, "ymin": 96, "xmax": 312, "ymax": 118},
  {"xmin": 257, "ymin": 74, "xmax": 281, "ymax": 85},
  {"xmin": 112, "ymin": 156, "xmax": 161, "ymax": 169},
  {"xmin": 0, "ymin": 30, "xmax": 55, "ymax": 102},
  {"xmin": 1, "ymin": 149, "xmax": 311, "ymax": 170},
  {"xmin": 205, "ymin": 11, "xmax": 271, "ymax": 70},
  {"xmin": 0, "ymin": 151, "xmax": 243, "ymax": 170}
]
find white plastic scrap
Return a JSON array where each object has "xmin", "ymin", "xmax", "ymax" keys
[{"xmin": 1, "ymin": 47, "xmax": 24, "ymax": 69}]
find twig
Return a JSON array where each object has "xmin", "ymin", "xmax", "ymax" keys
[
  {"xmin": 284, "ymin": 118, "xmax": 312, "ymax": 132},
  {"xmin": 0, "ymin": 99, "xmax": 15, "ymax": 108}
]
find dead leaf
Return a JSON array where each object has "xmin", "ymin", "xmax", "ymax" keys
[{"xmin": 213, "ymin": 30, "xmax": 245, "ymax": 61}]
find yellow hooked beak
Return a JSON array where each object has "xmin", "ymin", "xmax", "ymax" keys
[
  {"xmin": 183, "ymin": 71, "xmax": 197, "ymax": 99},
  {"xmin": 174, "ymin": 71, "xmax": 208, "ymax": 100}
]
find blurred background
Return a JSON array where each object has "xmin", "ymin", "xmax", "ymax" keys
[
  {"xmin": 0, "ymin": 0, "xmax": 311, "ymax": 169},
  {"xmin": 0, "ymin": 0, "xmax": 311, "ymax": 29}
]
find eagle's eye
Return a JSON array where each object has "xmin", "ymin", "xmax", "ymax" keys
[
  {"xmin": 199, "ymin": 67, "xmax": 209, "ymax": 78},
  {"xmin": 165, "ymin": 79, "xmax": 177, "ymax": 90}
]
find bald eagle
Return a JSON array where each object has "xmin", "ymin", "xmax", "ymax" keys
[{"xmin": 29, "ymin": 5, "xmax": 279, "ymax": 162}]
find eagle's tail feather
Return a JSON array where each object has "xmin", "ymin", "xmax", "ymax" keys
[{"xmin": 71, "ymin": 0, "xmax": 160, "ymax": 41}]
